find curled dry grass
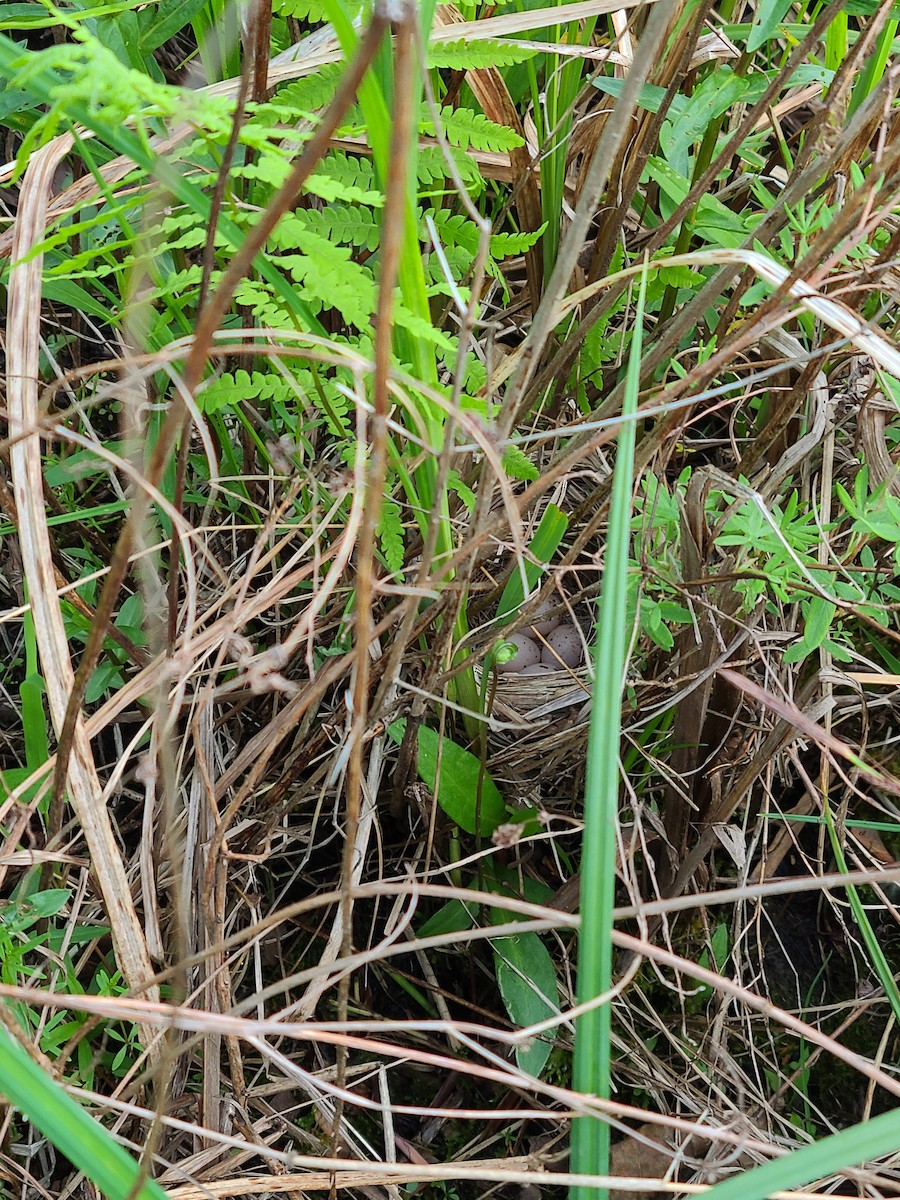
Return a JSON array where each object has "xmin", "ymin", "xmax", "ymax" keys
[{"xmin": 4, "ymin": 0, "xmax": 900, "ymax": 1198}]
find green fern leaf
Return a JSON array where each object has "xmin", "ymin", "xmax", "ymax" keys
[
  {"xmin": 503, "ymin": 443, "xmax": 538, "ymax": 482},
  {"xmin": 272, "ymin": 0, "xmax": 335, "ymax": 18},
  {"xmin": 235, "ymin": 154, "xmax": 293, "ymax": 188},
  {"xmin": 394, "ymin": 304, "xmax": 455, "ymax": 354},
  {"xmin": 264, "ymin": 66, "xmax": 343, "ymax": 115},
  {"xmin": 234, "ymin": 279, "xmax": 294, "ymax": 327},
  {"xmin": 448, "ymin": 470, "xmax": 477, "ymax": 513},
  {"xmin": 425, "ymin": 244, "xmax": 475, "ymax": 288},
  {"xmin": 305, "ymin": 172, "xmax": 383, "ymax": 206},
  {"xmin": 417, "ymin": 145, "xmax": 484, "ymax": 192},
  {"xmin": 490, "ymin": 222, "xmax": 547, "ymax": 258},
  {"xmin": 287, "ymin": 205, "xmax": 381, "ymax": 251},
  {"xmin": 292, "ymin": 368, "xmax": 352, "ymax": 436},
  {"xmin": 313, "ymin": 152, "xmax": 377, "ymax": 192},
  {"xmin": 377, "ymin": 499, "xmax": 405, "ymax": 574},
  {"xmin": 198, "ymin": 369, "xmax": 254, "ymax": 414},
  {"xmin": 427, "ymin": 39, "xmax": 537, "ymax": 69},
  {"xmin": 280, "ymin": 229, "xmax": 376, "ymax": 330},
  {"xmin": 422, "ymin": 105, "xmax": 524, "ymax": 153},
  {"xmin": 427, "ymin": 209, "xmax": 481, "ymax": 257}
]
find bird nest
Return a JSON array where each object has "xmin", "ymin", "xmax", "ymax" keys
[
  {"xmin": 473, "ymin": 599, "xmax": 593, "ymax": 738},
  {"xmin": 475, "ymin": 654, "xmax": 593, "ymax": 790}
]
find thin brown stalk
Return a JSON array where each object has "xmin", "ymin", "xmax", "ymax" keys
[{"xmin": 335, "ymin": 0, "xmax": 418, "ymax": 1124}]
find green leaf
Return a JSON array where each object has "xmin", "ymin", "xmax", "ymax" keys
[
  {"xmin": 387, "ymin": 721, "xmax": 506, "ymax": 835},
  {"xmin": 19, "ymin": 675, "xmax": 48, "ymax": 769},
  {"xmin": 496, "ymin": 503, "xmax": 569, "ymax": 625},
  {"xmin": 422, "ymin": 105, "xmax": 524, "ymax": 153},
  {"xmin": 502, "ymin": 442, "xmax": 538, "ymax": 482},
  {"xmin": 490, "ymin": 222, "xmax": 547, "ymax": 259},
  {"xmin": 377, "ymin": 499, "xmax": 405, "ymax": 574},
  {"xmin": 803, "ymin": 596, "xmax": 836, "ymax": 652},
  {"xmin": 427, "ymin": 39, "xmax": 538, "ymax": 69},
  {"xmin": 593, "ymin": 76, "xmax": 687, "ymax": 120},
  {"xmin": 23, "ymin": 889, "xmax": 70, "ymax": 920},
  {"xmin": 139, "ymin": 0, "xmax": 211, "ymax": 51},
  {"xmin": 0, "ymin": 1026, "xmax": 168, "ymax": 1200},
  {"xmin": 41, "ymin": 279, "xmax": 115, "ymax": 322},
  {"xmin": 417, "ymin": 898, "xmax": 480, "ymax": 939},
  {"xmin": 646, "ymin": 157, "xmax": 747, "ymax": 246},
  {"xmin": 660, "ymin": 68, "xmax": 753, "ymax": 177},
  {"xmin": 494, "ymin": 931, "xmax": 559, "ymax": 1076},
  {"xmin": 747, "ymin": 0, "xmax": 793, "ymax": 51}
]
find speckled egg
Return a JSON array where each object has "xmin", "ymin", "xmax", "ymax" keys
[
  {"xmin": 541, "ymin": 623, "xmax": 584, "ymax": 670},
  {"xmin": 497, "ymin": 633, "xmax": 541, "ymax": 673},
  {"xmin": 518, "ymin": 662, "xmax": 556, "ymax": 675},
  {"xmin": 528, "ymin": 599, "xmax": 561, "ymax": 637}
]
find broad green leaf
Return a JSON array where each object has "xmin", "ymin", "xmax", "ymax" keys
[
  {"xmin": 41, "ymin": 280, "xmax": 114, "ymax": 322},
  {"xmin": 387, "ymin": 721, "xmax": 506, "ymax": 835},
  {"xmin": 803, "ymin": 596, "xmax": 836, "ymax": 652},
  {"xmin": 417, "ymin": 898, "xmax": 480, "ymax": 940},
  {"xmin": 21, "ymin": 889, "xmax": 70, "ymax": 921},
  {"xmin": 139, "ymin": 0, "xmax": 211, "ymax": 51},
  {"xmin": 592, "ymin": 76, "xmax": 688, "ymax": 120},
  {"xmin": 494, "ymin": 931, "xmax": 559, "ymax": 1077},
  {"xmin": 19, "ymin": 676, "xmax": 48, "ymax": 769},
  {"xmin": 747, "ymin": 0, "xmax": 793, "ymax": 51},
  {"xmin": 0, "ymin": 1027, "xmax": 168, "ymax": 1200},
  {"xmin": 496, "ymin": 503, "xmax": 569, "ymax": 625}
]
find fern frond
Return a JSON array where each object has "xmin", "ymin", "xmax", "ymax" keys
[
  {"xmin": 276, "ymin": 206, "xmax": 381, "ymax": 252},
  {"xmin": 291, "ymin": 368, "xmax": 353, "ymax": 436},
  {"xmin": 377, "ymin": 498, "xmax": 405, "ymax": 574},
  {"xmin": 421, "ymin": 105, "xmax": 524, "ymax": 153},
  {"xmin": 448, "ymin": 470, "xmax": 477, "ymax": 513},
  {"xmin": 197, "ymin": 369, "xmax": 295, "ymax": 414},
  {"xmin": 280, "ymin": 229, "xmax": 376, "ymax": 330},
  {"xmin": 312, "ymin": 152, "xmax": 377, "ymax": 193},
  {"xmin": 394, "ymin": 304, "xmax": 455, "ymax": 354},
  {"xmin": 264, "ymin": 66, "xmax": 343, "ymax": 115},
  {"xmin": 503, "ymin": 443, "xmax": 539, "ymax": 482},
  {"xmin": 306, "ymin": 171, "xmax": 383, "ymax": 206},
  {"xmin": 417, "ymin": 144, "xmax": 484, "ymax": 191},
  {"xmin": 427, "ymin": 39, "xmax": 537, "ymax": 69},
  {"xmin": 490, "ymin": 222, "xmax": 546, "ymax": 258},
  {"xmin": 426, "ymin": 209, "xmax": 480, "ymax": 257}
]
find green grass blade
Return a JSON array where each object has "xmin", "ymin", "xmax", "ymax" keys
[
  {"xmin": 848, "ymin": 18, "xmax": 898, "ymax": 117},
  {"xmin": 702, "ymin": 1104, "xmax": 900, "ymax": 1200},
  {"xmin": 0, "ymin": 1027, "xmax": 168, "ymax": 1200},
  {"xmin": 496, "ymin": 503, "xmax": 569, "ymax": 625},
  {"xmin": 820, "ymin": 796, "xmax": 900, "ymax": 1027},
  {"xmin": 570, "ymin": 263, "xmax": 649, "ymax": 1200}
]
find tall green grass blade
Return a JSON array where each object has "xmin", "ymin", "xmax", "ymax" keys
[
  {"xmin": 848, "ymin": 18, "xmax": 898, "ymax": 117},
  {"xmin": 496, "ymin": 503, "xmax": 569, "ymax": 624},
  {"xmin": 570, "ymin": 263, "xmax": 649, "ymax": 1200},
  {"xmin": 703, "ymin": 1104, "xmax": 900, "ymax": 1200},
  {"xmin": 821, "ymin": 795, "xmax": 900, "ymax": 1026},
  {"xmin": 0, "ymin": 1027, "xmax": 168, "ymax": 1200},
  {"xmin": 541, "ymin": 12, "xmax": 596, "ymax": 278},
  {"xmin": 824, "ymin": 8, "xmax": 847, "ymax": 74}
]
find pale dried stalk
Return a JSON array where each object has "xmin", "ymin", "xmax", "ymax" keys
[{"xmin": 6, "ymin": 136, "xmax": 160, "ymax": 1037}]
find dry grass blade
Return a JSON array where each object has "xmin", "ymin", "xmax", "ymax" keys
[{"xmin": 6, "ymin": 137, "xmax": 160, "ymax": 1038}]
